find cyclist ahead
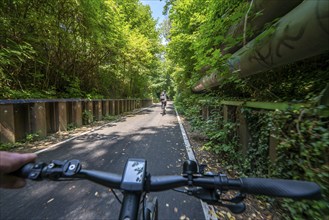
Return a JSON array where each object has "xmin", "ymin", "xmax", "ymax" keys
[{"xmin": 159, "ymin": 90, "xmax": 168, "ymax": 111}]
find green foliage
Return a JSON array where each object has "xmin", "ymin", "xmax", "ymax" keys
[
  {"xmin": 180, "ymin": 98, "xmax": 328, "ymax": 218},
  {"xmin": 25, "ymin": 133, "xmax": 40, "ymax": 142},
  {"xmin": 270, "ymin": 110, "xmax": 329, "ymax": 219},
  {"xmin": 167, "ymin": 0, "xmax": 328, "ymax": 218},
  {"xmin": 103, "ymin": 115, "xmax": 118, "ymax": 121},
  {"xmin": 82, "ymin": 110, "xmax": 93, "ymax": 124},
  {"xmin": 1, "ymin": 0, "xmax": 162, "ymax": 99},
  {"xmin": 67, "ymin": 123, "xmax": 77, "ymax": 131},
  {"xmin": 0, "ymin": 143, "xmax": 19, "ymax": 151}
]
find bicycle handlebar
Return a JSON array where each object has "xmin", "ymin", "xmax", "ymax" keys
[
  {"xmin": 239, "ymin": 178, "xmax": 321, "ymax": 199},
  {"xmin": 14, "ymin": 160, "xmax": 322, "ymax": 200}
]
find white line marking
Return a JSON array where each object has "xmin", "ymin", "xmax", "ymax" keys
[{"xmin": 175, "ymin": 108, "xmax": 218, "ymax": 220}]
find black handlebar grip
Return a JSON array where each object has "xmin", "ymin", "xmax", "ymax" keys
[
  {"xmin": 11, "ymin": 163, "xmax": 35, "ymax": 178},
  {"xmin": 240, "ymin": 178, "xmax": 322, "ymax": 200}
]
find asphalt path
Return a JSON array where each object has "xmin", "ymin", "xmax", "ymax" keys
[{"xmin": 0, "ymin": 102, "xmax": 206, "ymax": 220}]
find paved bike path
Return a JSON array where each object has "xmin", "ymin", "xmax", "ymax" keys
[{"xmin": 0, "ymin": 102, "xmax": 205, "ymax": 220}]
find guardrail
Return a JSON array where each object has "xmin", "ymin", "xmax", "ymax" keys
[
  {"xmin": 0, "ymin": 99, "xmax": 153, "ymax": 143},
  {"xmin": 200, "ymin": 100, "xmax": 328, "ymax": 163}
]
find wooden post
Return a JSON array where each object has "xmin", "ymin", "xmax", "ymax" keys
[
  {"xmin": 237, "ymin": 107, "xmax": 250, "ymax": 155},
  {"xmin": 66, "ymin": 102, "xmax": 73, "ymax": 126},
  {"xmin": 109, "ymin": 100, "xmax": 115, "ymax": 115},
  {"xmin": 120, "ymin": 100, "xmax": 124, "ymax": 113},
  {"xmin": 14, "ymin": 104, "xmax": 30, "ymax": 141},
  {"xmin": 223, "ymin": 105, "xmax": 229, "ymax": 123},
  {"xmin": 83, "ymin": 101, "xmax": 93, "ymax": 124},
  {"xmin": 0, "ymin": 104, "xmax": 15, "ymax": 143},
  {"xmin": 132, "ymin": 100, "xmax": 136, "ymax": 110},
  {"xmin": 115, "ymin": 100, "xmax": 120, "ymax": 115},
  {"xmin": 30, "ymin": 102, "xmax": 47, "ymax": 138},
  {"xmin": 92, "ymin": 100, "xmax": 102, "ymax": 121},
  {"xmin": 102, "ymin": 100, "xmax": 109, "ymax": 117},
  {"xmin": 269, "ymin": 130, "xmax": 278, "ymax": 162},
  {"xmin": 72, "ymin": 101, "xmax": 82, "ymax": 127},
  {"xmin": 123, "ymin": 100, "xmax": 127, "ymax": 113},
  {"xmin": 58, "ymin": 102, "xmax": 67, "ymax": 131},
  {"xmin": 46, "ymin": 102, "xmax": 58, "ymax": 134}
]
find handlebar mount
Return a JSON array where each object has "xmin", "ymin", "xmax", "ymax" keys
[{"xmin": 17, "ymin": 159, "xmax": 81, "ymax": 180}]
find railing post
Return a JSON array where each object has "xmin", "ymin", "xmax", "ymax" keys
[
  {"xmin": 120, "ymin": 99, "xmax": 124, "ymax": 113},
  {"xmin": 202, "ymin": 105, "xmax": 209, "ymax": 120},
  {"xmin": 102, "ymin": 100, "xmax": 109, "ymax": 117},
  {"xmin": 46, "ymin": 102, "xmax": 57, "ymax": 134},
  {"xmin": 72, "ymin": 100, "xmax": 82, "ymax": 127},
  {"xmin": 66, "ymin": 101, "xmax": 73, "ymax": 127},
  {"xmin": 30, "ymin": 102, "xmax": 47, "ymax": 138},
  {"xmin": 109, "ymin": 100, "xmax": 114, "ymax": 115},
  {"xmin": 269, "ymin": 129, "xmax": 278, "ymax": 162},
  {"xmin": 223, "ymin": 105, "xmax": 229, "ymax": 122},
  {"xmin": 115, "ymin": 99, "xmax": 120, "ymax": 115},
  {"xmin": 123, "ymin": 99, "xmax": 127, "ymax": 113},
  {"xmin": 14, "ymin": 104, "xmax": 30, "ymax": 141},
  {"xmin": 0, "ymin": 104, "xmax": 15, "ymax": 143},
  {"xmin": 87, "ymin": 100, "xmax": 93, "ymax": 124},
  {"xmin": 58, "ymin": 101, "xmax": 67, "ymax": 131},
  {"xmin": 237, "ymin": 107, "xmax": 250, "ymax": 155},
  {"xmin": 93, "ymin": 100, "xmax": 102, "ymax": 121}
]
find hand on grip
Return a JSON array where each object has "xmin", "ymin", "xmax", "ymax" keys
[{"xmin": 240, "ymin": 178, "xmax": 322, "ymax": 200}]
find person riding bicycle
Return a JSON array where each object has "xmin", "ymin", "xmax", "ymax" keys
[{"xmin": 159, "ymin": 90, "xmax": 168, "ymax": 109}]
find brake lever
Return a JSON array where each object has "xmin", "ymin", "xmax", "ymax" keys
[
  {"xmin": 222, "ymin": 193, "xmax": 246, "ymax": 204},
  {"xmin": 218, "ymin": 201, "xmax": 246, "ymax": 214},
  {"xmin": 189, "ymin": 187, "xmax": 246, "ymax": 214},
  {"xmin": 189, "ymin": 187, "xmax": 219, "ymax": 203}
]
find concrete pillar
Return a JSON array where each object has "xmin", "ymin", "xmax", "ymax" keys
[{"xmin": 0, "ymin": 104, "xmax": 15, "ymax": 143}]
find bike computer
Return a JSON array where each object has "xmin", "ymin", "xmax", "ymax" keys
[{"xmin": 121, "ymin": 158, "xmax": 146, "ymax": 192}]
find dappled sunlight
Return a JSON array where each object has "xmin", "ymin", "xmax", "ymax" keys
[{"xmin": 0, "ymin": 103, "xmax": 203, "ymax": 219}]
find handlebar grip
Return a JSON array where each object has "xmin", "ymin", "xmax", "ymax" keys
[
  {"xmin": 240, "ymin": 178, "xmax": 322, "ymax": 200},
  {"xmin": 11, "ymin": 163, "xmax": 35, "ymax": 178}
]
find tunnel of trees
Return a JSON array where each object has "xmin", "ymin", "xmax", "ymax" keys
[{"xmin": 1, "ymin": 0, "xmax": 328, "ymax": 219}]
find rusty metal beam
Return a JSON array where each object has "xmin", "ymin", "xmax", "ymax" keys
[{"xmin": 193, "ymin": 0, "xmax": 329, "ymax": 92}]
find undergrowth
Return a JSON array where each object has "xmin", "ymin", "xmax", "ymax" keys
[{"xmin": 176, "ymin": 98, "xmax": 329, "ymax": 219}]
